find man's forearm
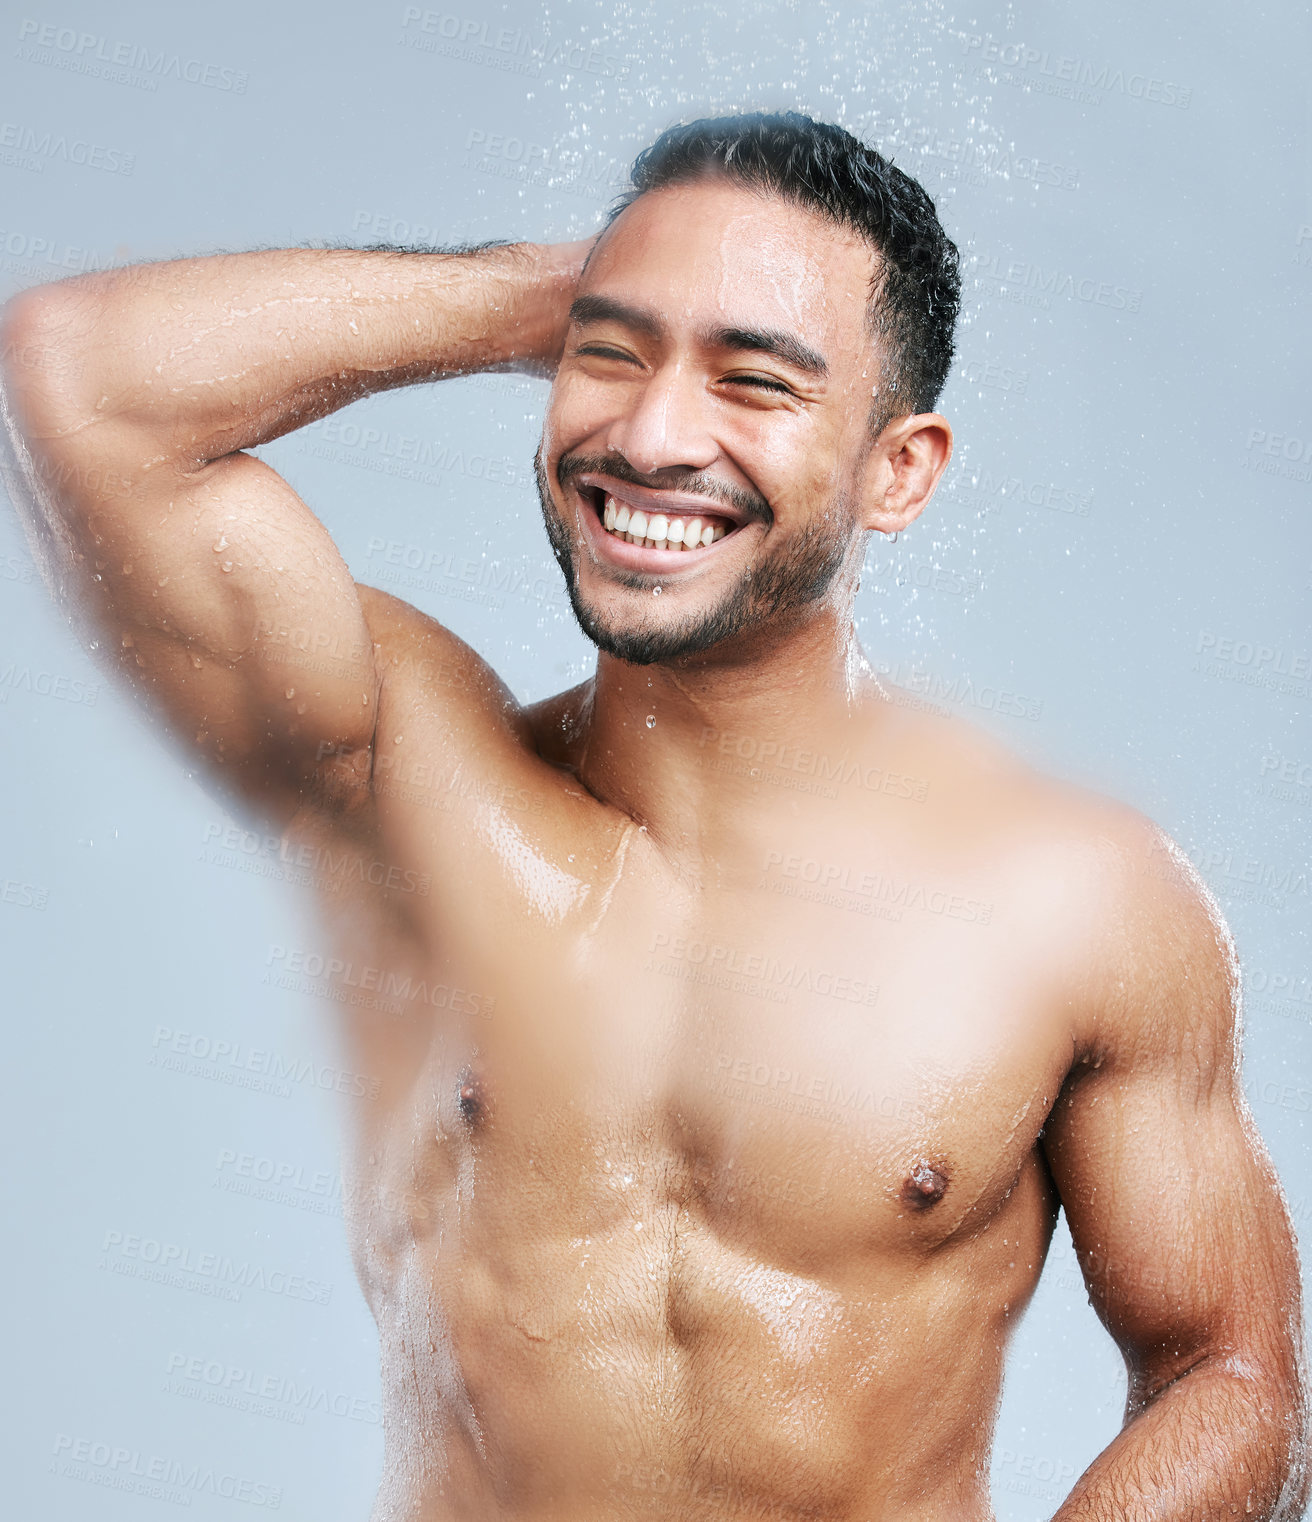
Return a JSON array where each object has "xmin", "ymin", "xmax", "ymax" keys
[
  {"xmin": 1, "ymin": 239, "xmax": 586, "ymax": 473},
  {"xmin": 1052, "ymin": 1357, "xmax": 1308, "ymax": 1521}
]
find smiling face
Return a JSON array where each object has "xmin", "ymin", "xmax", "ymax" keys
[{"xmin": 536, "ymin": 177, "xmax": 892, "ymax": 667}]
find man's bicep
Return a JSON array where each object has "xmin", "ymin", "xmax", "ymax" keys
[
  {"xmin": 1044, "ymin": 1058, "xmax": 1292, "ymax": 1396},
  {"xmin": 1042, "ymin": 825, "xmax": 1301, "ymax": 1405},
  {"xmin": 36, "ymin": 438, "xmax": 381, "ymax": 817}
]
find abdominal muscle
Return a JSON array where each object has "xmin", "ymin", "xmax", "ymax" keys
[{"xmin": 355, "ymin": 1137, "xmax": 1043, "ymax": 1522}]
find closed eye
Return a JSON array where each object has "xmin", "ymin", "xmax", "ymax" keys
[
  {"xmin": 573, "ymin": 346, "xmax": 796, "ymax": 398},
  {"xmin": 573, "ymin": 343, "xmax": 639, "ymax": 364},
  {"xmin": 724, "ymin": 373, "xmax": 793, "ymax": 394}
]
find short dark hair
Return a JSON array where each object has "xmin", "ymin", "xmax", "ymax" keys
[{"xmin": 605, "ymin": 110, "xmax": 961, "ymax": 433}]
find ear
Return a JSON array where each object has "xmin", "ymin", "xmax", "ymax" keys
[{"xmin": 857, "ymin": 412, "xmax": 954, "ymax": 535}]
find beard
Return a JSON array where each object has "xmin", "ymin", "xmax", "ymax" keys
[{"xmin": 535, "ymin": 445, "xmax": 858, "ymax": 667}]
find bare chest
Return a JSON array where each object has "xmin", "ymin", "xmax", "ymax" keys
[{"xmin": 344, "ymin": 809, "xmax": 1075, "ymax": 1278}]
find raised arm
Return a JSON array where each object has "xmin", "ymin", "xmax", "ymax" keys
[
  {"xmin": 0, "ymin": 238, "xmax": 586, "ymax": 821},
  {"xmin": 1043, "ymin": 815, "xmax": 1309, "ymax": 1520}
]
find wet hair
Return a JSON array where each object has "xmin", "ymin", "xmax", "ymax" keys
[{"xmin": 604, "ymin": 110, "xmax": 961, "ymax": 433}]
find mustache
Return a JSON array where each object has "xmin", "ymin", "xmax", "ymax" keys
[{"xmin": 555, "ymin": 449, "xmax": 773, "ymax": 527}]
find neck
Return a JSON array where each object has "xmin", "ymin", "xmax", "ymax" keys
[{"xmin": 569, "ymin": 602, "xmax": 888, "ymax": 863}]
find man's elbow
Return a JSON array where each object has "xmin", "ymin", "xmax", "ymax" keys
[
  {"xmin": 0, "ymin": 275, "xmax": 158, "ymax": 526},
  {"xmin": 0, "ymin": 281, "xmax": 94, "ymax": 446}
]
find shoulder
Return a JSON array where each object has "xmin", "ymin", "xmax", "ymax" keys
[
  {"xmin": 869, "ymin": 692, "xmax": 1093, "ymax": 853},
  {"xmin": 1075, "ymin": 797, "xmax": 1240, "ymax": 1070},
  {"xmin": 355, "ymin": 582, "xmax": 530, "ymax": 736},
  {"xmin": 883, "ymin": 691, "xmax": 1204, "ymax": 898},
  {"xmin": 884, "ymin": 698, "xmax": 1238, "ymax": 1059},
  {"xmin": 991, "ymin": 753, "xmax": 1238, "ymax": 1068},
  {"xmin": 994, "ymin": 771, "xmax": 1240, "ymax": 1075}
]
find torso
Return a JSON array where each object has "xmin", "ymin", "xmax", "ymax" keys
[{"xmin": 299, "ymin": 588, "xmax": 1105, "ymax": 1522}]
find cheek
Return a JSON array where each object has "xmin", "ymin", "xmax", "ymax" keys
[
  {"xmin": 540, "ymin": 388, "xmax": 572, "ymax": 456},
  {"xmin": 733, "ymin": 417, "xmax": 845, "ymax": 510},
  {"xmin": 547, "ymin": 371, "xmax": 623, "ymax": 447}
]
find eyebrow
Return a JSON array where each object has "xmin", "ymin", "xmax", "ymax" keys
[
  {"xmin": 569, "ymin": 294, "xmax": 663, "ymax": 341},
  {"xmin": 710, "ymin": 325, "xmax": 829, "ymax": 380},
  {"xmin": 568, "ymin": 295, "xmax": 829, "ymax": 381}
]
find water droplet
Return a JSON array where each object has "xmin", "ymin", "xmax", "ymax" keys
[
  {"xmin": 652, "ymin": 584, "xmax": 662, "ymax": 595},
  {"xmin": 888, "ymin": 530, "xmax": 900, "ymax": 544},
  {"xmin": 645, "ymin": 714, "xmax": 656, "ymax": 729},
  {"xmin": 212, "ymin": 535, "xmax": 228, "ymax": 552},
  {"xmin": 219, "ymin": 561, "xmax": 234, "ymax": 573},
  {"xmin": 285, "ymin": 688, "xmax": 296, "ymax": 700}
]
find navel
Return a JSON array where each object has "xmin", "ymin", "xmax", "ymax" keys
[{"xmin": 901, "ymin": 1159, "xmax": 949, "ymax": 1209}]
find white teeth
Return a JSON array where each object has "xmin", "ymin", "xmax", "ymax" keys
[{"xmin": 595, "ymin": 491, "xmax": 736, "ymax": 552}]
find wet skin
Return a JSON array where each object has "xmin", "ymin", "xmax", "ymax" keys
[
  {"xmin": 1, "ymin": 180, "xmax": 1304, "ymax": 1521},
  {"xmin": 340, "ymin": 615, "xmax": 1078, "ymax": 1522}
]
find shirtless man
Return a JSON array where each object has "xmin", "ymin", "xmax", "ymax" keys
[{"xmin": 1, "ymin": 111, "xmax": 1306, "ymax": 1521}]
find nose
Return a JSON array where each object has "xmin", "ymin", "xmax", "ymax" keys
[{"xmin": 605, "ymin": 361, "xmax": 719, "ymax": 478}]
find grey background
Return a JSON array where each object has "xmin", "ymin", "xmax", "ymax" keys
[{"xmin": 1, "ymin": 0, "xmax": 1308, "ymax": 1516}]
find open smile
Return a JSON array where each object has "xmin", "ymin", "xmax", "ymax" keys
[{"xmin": 571, "ymin": 472, "xmax": 758, "ymax": 571}]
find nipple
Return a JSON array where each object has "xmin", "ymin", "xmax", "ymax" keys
[
  {"xmin": 456, "ymin": 1065, "xmax": 486, "ymax": 1126},
  {"xmin": 902, "ymin": 1159, "xmax": 949, "ymax": 1209}
]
